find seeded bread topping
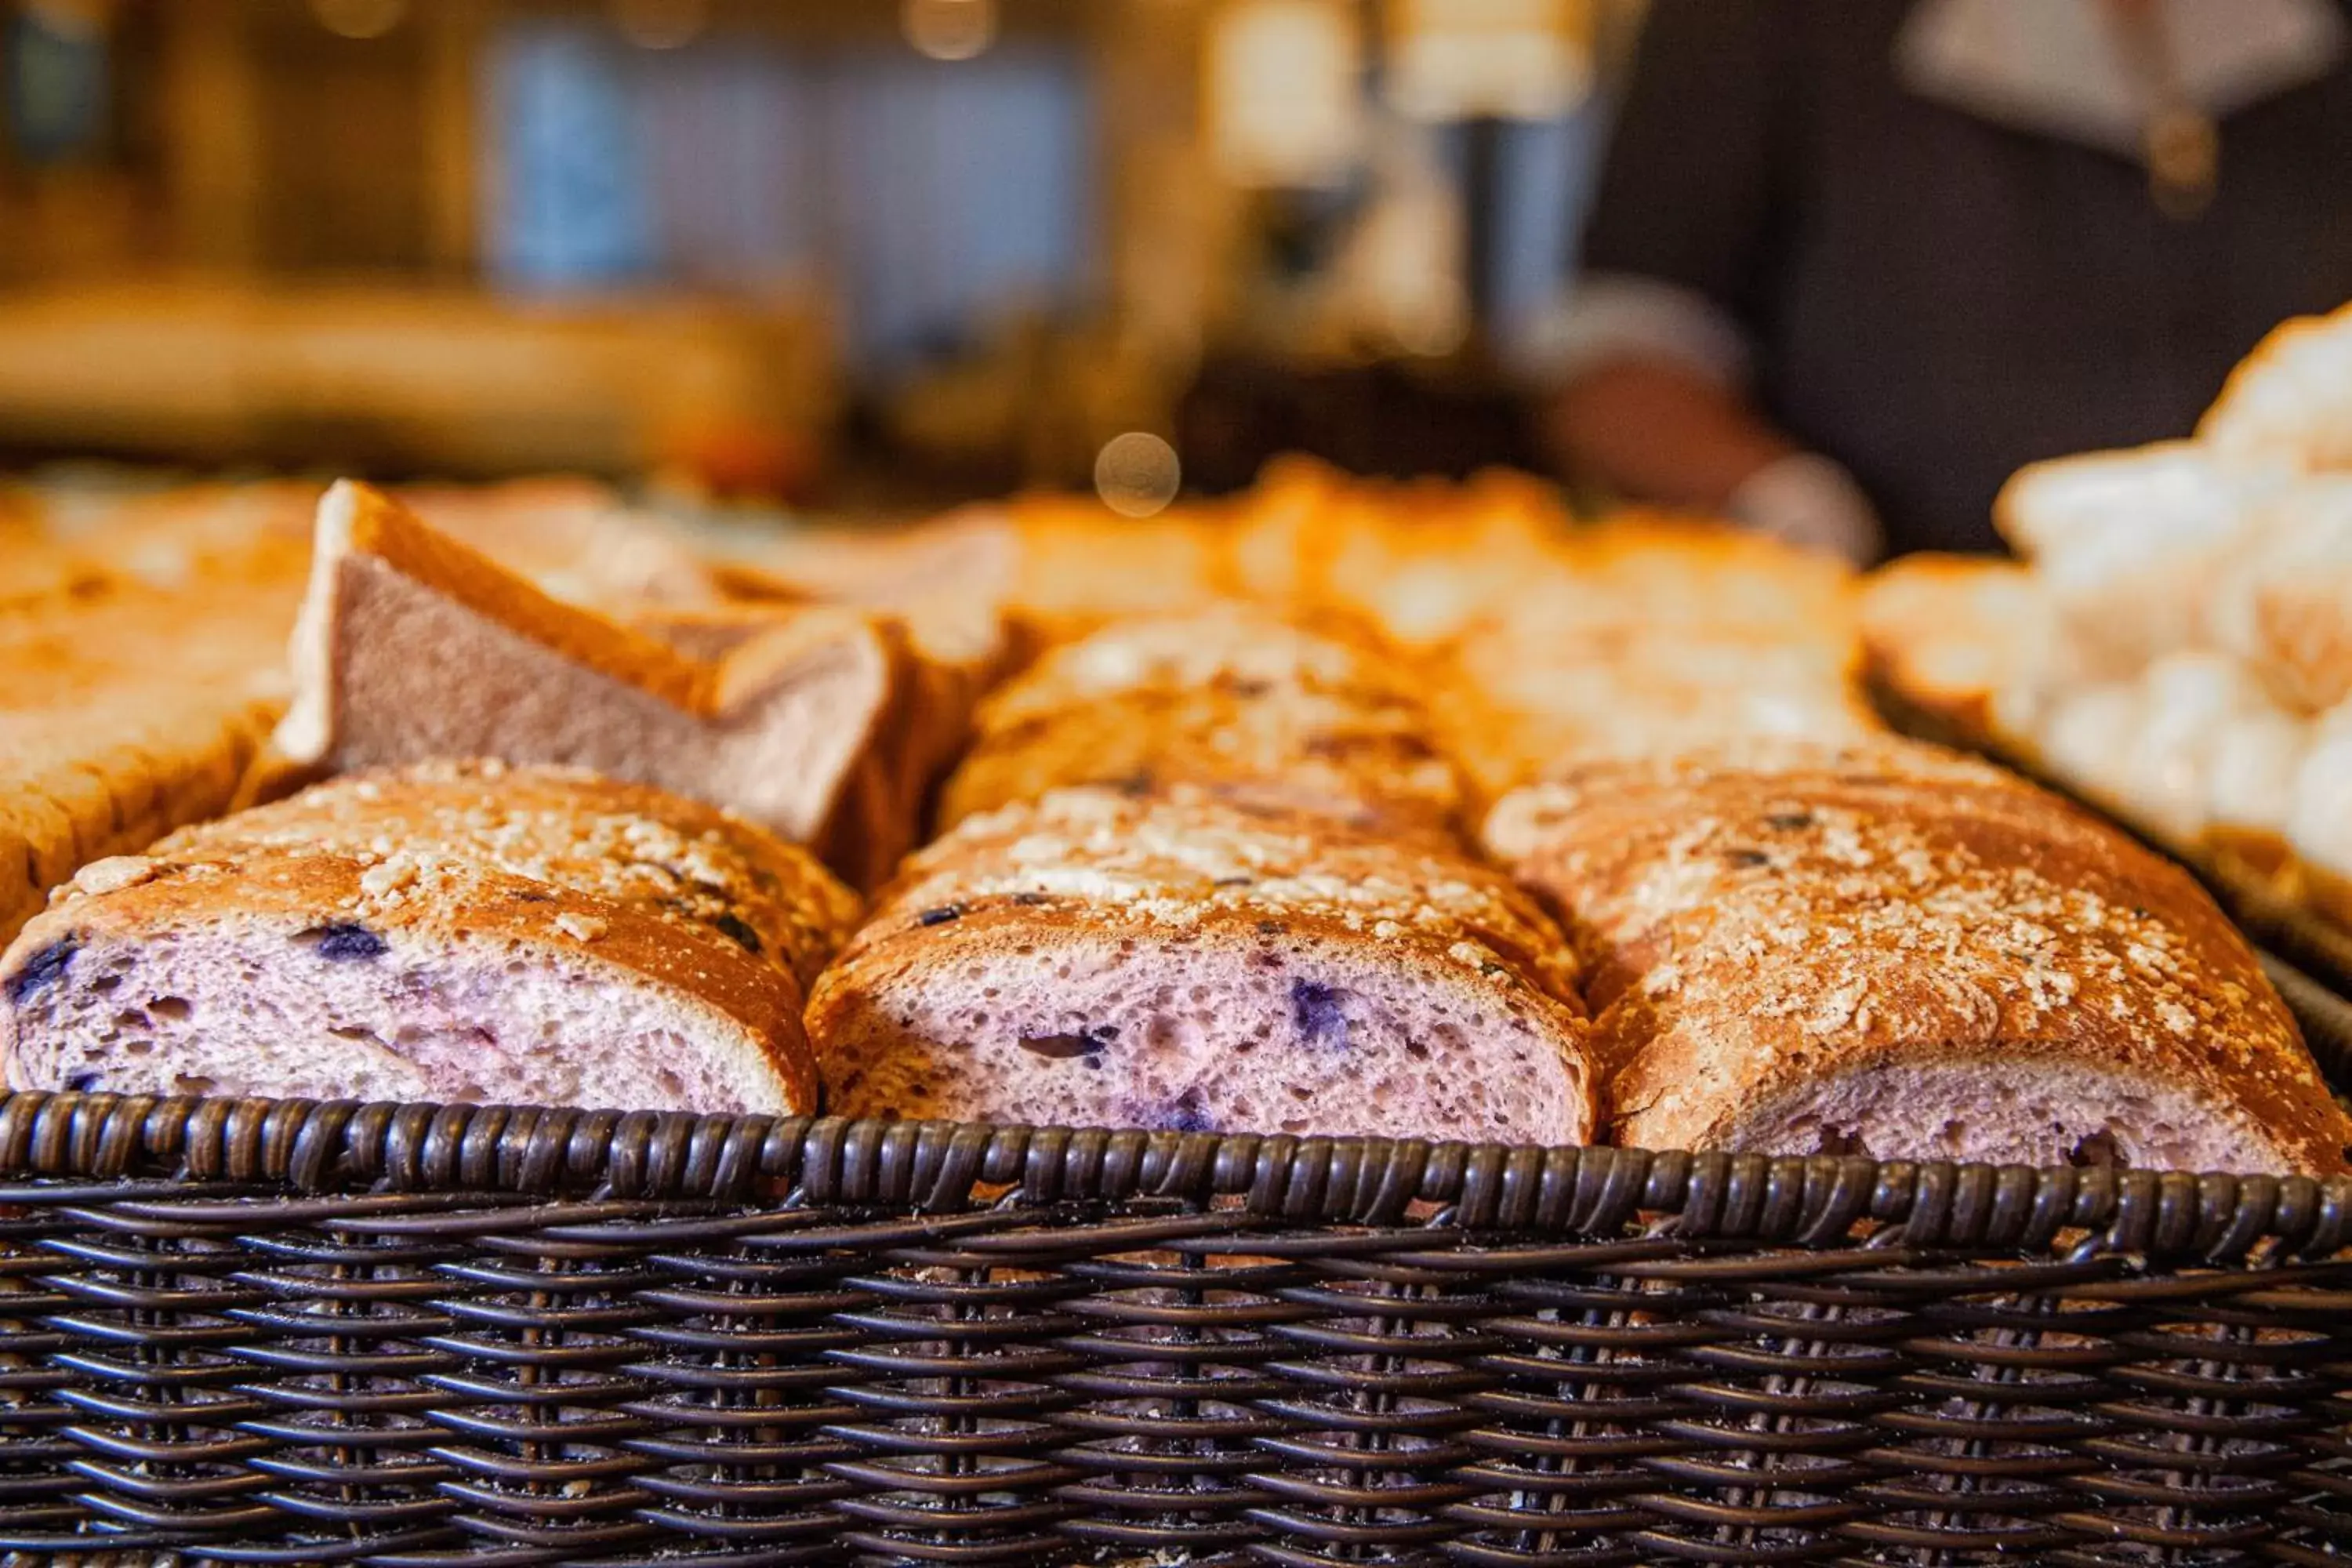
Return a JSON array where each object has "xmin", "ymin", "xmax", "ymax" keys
[{"xmin": 938, "ymin": 605, "xmax": 1469, "ymax": 838}]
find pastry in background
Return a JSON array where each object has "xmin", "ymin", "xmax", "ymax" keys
[
  {"xmin": 2211, "ymin": 475, "xmax": 2352, "ymax": 715},
  {"xmin": 1994, "ymin": 441, "xmax": 2295, "ymax": 678},
  {"xmin": 2198, "ymin": 299, "xmax": 2352, "ymax": 471},
  {"xmin": 1435, "ymin": 519, "xmax": 1871, "ymax": 797}
]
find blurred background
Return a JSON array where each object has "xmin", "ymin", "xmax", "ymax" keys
[{"xmin": 0, "ymin": 0, "xmax": 1634, "ymax": 511}]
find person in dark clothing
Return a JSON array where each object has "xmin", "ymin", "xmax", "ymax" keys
[{"xmin": 1540, "ymin": 0, "xmax": 2352, "ymax": 560}]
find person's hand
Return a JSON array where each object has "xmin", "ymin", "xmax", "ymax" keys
[{"xmin": 1726, "ymin": 452, "xmax": 1885, "ymax": 564}]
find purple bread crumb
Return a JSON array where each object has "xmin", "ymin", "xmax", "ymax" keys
[
  {"xmin": 1135, "ymin": 1087, "xmax": 1214, "ymax": 1134},
  {"xmin": 5, "ymin": 937, "xmax": 77, "ymax": 1004},
  {"xmin": 1290, "ymin": 981, "xmax": 1348, "ymax": 1048},
  {"xmin": 314, "ymin": 924, "xmax": 388, "ymax": 962}
]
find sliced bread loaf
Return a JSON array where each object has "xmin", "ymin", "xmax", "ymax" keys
[
  {"xmin": 936, "ymin": 606, "xmax": 1468, "ymax": 838},
  {"xmin": 270, "ymin": 481, "xmax": 936, "ymax": 887},
  {"xmin": 1, "ymin": 760, "xmax": 856, "ymax": 1114},
  {"xmin": 806, "ymin": 786, "xmax": 1595, "ymax": 1143},
  {"xmin": 1486, "ymin": 740, "xmax": 2351, "ymax": 1174}
]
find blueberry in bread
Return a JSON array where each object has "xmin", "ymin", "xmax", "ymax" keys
[
  {"xmin": 1486, "ymin": 739, "xmax": 2352, "ymax": 1174},
  {"xmin": 1, "ymin": 760, "xmax": 858, "ymax": 1114},
  {"xmin": 807, "ymin": 785, "xmax": 1596, "ymax": 1142}
]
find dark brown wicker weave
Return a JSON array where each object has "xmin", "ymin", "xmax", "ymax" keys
[{"xmin": 2, "ymin": 1088, "xmax": 2350, "ymax": 1566}]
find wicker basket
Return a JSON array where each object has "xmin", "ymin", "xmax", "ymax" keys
[{"xmin": 3, "ymin": 1087, "xmax": 2351, "ymax": 1567}]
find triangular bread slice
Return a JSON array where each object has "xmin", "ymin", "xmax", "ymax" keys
[{"xmin": 270, "ymin": 481, "xmax": 918, "ymax": 886}]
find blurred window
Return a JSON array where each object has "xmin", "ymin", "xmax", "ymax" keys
[
  {"xmin": 8, "ymin": 2, "xmax": 110, "ymax": 165},
  {"xmin": 483, "ymin": 22, "xmax": 656, "ymax": 289},
  {"xmin": 820, "ymin": 45, "xmax": 1093, "ymax": 372},
  {"xmin": 481, "ymin": 20, "xmax": 1091, "ymax": 376}
]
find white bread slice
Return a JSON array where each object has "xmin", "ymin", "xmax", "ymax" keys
[
  {"xmin": 808, "ymin": 786, "xmax": 1596, "ymax": 1143},
  {"xmin": 1, "ymin": 761, "xmax": 856, "ymax": 1113},
  {"xmin": 1487, "ymin": 741, "xmax": 2350, "ymax": 1174},
  {"xmin": 2198, "ymin": 300, "xmax": 2352, "ymax": 470},
  {"xmin": 271, "ymin": 481, "xmax": 924, "ymax": 887}
]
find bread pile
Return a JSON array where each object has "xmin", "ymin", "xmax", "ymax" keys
[
  {"xmin": 812, "ymin": 603, "xmax": 1592, "ymax": 1142},
  {"xmin": 0, "ymin": 477, "xmax": 979, "ymax": 1116},
  {"xmin": 1866, "ymin": 301, "xmax": 2352, "ymax": 929},
  {"xmin": 1, "ymin": 459, "xmax": 2343, "ymax": 1173}
]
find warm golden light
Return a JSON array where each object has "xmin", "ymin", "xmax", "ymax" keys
[
  {"xmin": 308, "ymin": 0, "xmax": 408, "ymax": 42},
  {"xmin": 1094, "ymin": 431, "xmax": 1182, "ymax": 517},
  {"xmin": 902, "ymin": 0, "xmax": 999, "ymax": 62},
  {"xmin": 1384, "ymin": 0, "xmax": 1594, "ymax": 122},
  {"xmin": 1205, "ymin": 0, "xmax": 1363, "ymax": 187}
]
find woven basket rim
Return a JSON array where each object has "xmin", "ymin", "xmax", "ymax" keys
[{"xmin": 2, "ymin": 1088, "xmax": 2346, "ymax": 1263}]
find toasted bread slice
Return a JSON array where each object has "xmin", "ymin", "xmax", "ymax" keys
[
  {"xmin": 1859, "ymin": 553, "xmax": 2045, "ymax": 739},
  {"xmin": 272, "ymin": 481, "xmax": 923, "ymax": 887}
]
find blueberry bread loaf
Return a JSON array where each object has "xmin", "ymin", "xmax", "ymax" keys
[
  {"xmin": 1486, "ymin": 739, "xmax": 2352, "ymax": 1174},
  {"xmin": 937, "ymin": 605, "xmax": 1469, "ymax": 839},
  {"xmin": 807, "ymin": 786, "xmax": 1595, "ymax": 1142},
  {"xmin": 2, "ymin": 760, "xmax": 858, "ymax": 1114},
  {"xmin": 270, "ymin": 481, "xmax": 941, "ymax": 888}
]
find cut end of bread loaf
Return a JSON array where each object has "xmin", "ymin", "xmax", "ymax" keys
[
  {"xmin": 271, "ymin": 482, "xmax": 925, "ymax": 877},
  {"xmin": 818, "ymin": 915, "xmax": 1591, "ymax": 1142},
  {"xmin": 1718, "ymin": 1054, "xmax": 2342, "ymax": 1175},
  {"xmin": 808, "ymin": 787, "xmax": 1596, "ymax": 1145},
  {"xmin": 0, "ymin": 761, "xmax": 850, "ymax": 1115},
  {"xmin": 4, "ymin": 897, "xmax": 793, "ymax": 1114}
]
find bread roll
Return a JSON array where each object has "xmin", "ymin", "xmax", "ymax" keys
[
  {"xmin": 1486, "ymin": 740, "xmax": 2350, "ymax": 1174},
  {"xmin": 937, "ymin": 605, "xmax": 1467, "ymax": 837},
  {"xmin": 2209, "ymin": 476, "xmax": 2352, "ymax": 715},
  {"xmin": 808, "ymin": 786, "xmax": 1595, "ymax": 1143},
  {"xmin": 2198, "ymin": 299, "xmax": 2352, "ymax": 470},
  {"xmin": 2, "ymin": 760, "xmax": 858, "ymax": 1114},
  {"xmin": 1858, "ymin": 554, "xmax": 2045, "ymax": 739},
  {"xmin": 1994, "ymin": 441, "xmax": 2291, "ymax": 678}
]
